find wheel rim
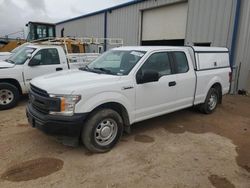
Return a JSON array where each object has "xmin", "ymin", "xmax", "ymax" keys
[
  {"xmin": 94, "ymin": 118, "xmax": 118, "ymax": 146},
  {"xmin": 208, "ymin": 93, "xmax": 218, "ymax": 110},
  {"xmin": 0, "ymin": 89, "xmax": 14, "ymax": 105}
]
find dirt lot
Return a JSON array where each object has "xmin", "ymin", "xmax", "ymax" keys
[{"xmin": 0, "ymin": 95, "xmax": 249, "ymax": 188}]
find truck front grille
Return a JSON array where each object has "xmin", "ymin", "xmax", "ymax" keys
[
  {"xmin": 30, "ymin": 84, "xmax": 49, "ymax": 97},
  {"xmin": 29, "ymin": 85, "xmax": 60, "ymax": 114}
]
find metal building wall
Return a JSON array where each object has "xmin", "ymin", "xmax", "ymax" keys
[
  {"xmin": 185, "ymin": 0, "xmax": 236, "ymax": 49},
  {"xmin": 56, "ymin": 13, "xmax": 105, "ymax": 52},
  {"xmin": 56, "ymin": 13, "xmax": 104, "ymax": 38},
  {"xmin": 56, "ymin": 0, "xmax": 236, "ymax": 49},
  {"xmin": 233, "ymin": 0, "xmax": 250, "ymax": 91},
  {"xmin": 106, "ymin": 0, "xmax": 186, "ymax": 49}
]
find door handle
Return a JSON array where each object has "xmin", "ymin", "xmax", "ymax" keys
[
  {"xmin": 56, "ymin": 68, "xmax": 63, "ymax": 71},
  {"xmin": 169, "ymin": 81, "xmax": 176, "ymax": 87}
]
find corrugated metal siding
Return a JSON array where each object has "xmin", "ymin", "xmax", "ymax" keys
[
  {"xmin": 234, "ymin": 0, "xmax": 250, "ymax": 91},
  {"xmin": 106, "ymin": 0, "xmax": 186, "ymax": 49},
  {"xmin": 186, "ymin": 0, "xmax": 236, "ymax": 48},
  {"xmin": 56, "ymin": 13, "xmax": 104, "ymax": 38},
  {"xmin": 55, "ymin": 0, "xmax": 236, "ymax": 48}
]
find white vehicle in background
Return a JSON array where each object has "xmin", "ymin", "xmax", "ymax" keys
[
  {"xmin": 0, "ymin": 43, "xmax": 30, "ymax": 61},
  {"xmin": 0, "ymin": 44, "xmax": 99, "ymax": 110},
  {"xmin": 67, "ymin": 53, "xmax": 100, "ymax": 69},
  {"xmin": 26, "ymin": 46, "xmax": 231, "ymax": 153},
  {"xmin": 0, "ymin": 52, "xmax": 12, "ymax": 61}
]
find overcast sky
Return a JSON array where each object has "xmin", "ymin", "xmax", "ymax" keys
[{"xmin": 0, "ymin": 0, "xmax": 132, "ymax": 38}]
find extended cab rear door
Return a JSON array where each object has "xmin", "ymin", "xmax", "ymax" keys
[
  {"xmin": 169, "ymin": 51, "xmax": 196, "ymax": 108},
  {"xmin": 23, "ymin": 48, "xmax": 67, "ymax": 86}
]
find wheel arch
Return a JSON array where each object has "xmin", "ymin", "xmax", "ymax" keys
[
  {"xmin": 89, "ymin": 102, "xmax": 130, "ymax": 126},
  {"xmin": 210, "ymin": 82, "xmax": 222, "ymax": 103},
  {"xmin": 84, "ymin": 101, "xmax": 131, "ymax": 134},
  {"xmin": 0, "ymin": 78, "xmax": 22, "ymax": 94},
  {"xmin": 203, "ymin": 76, "xmax": 223, "ymax": 103}
]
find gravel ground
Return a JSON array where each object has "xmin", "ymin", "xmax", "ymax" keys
[{"xmin": 0, "ymin": 95, "xmax": 249, "ymax": 188}]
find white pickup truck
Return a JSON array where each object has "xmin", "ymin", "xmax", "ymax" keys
[
  {"xmin": 0, "ymin": 44, "xmax": 99, "ymax": 110},
  {"xmin": 26, "ymin": 46, "xmax": 231, "ymax": 152}
]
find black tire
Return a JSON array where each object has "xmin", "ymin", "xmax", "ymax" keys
[
  {"xmin": 0, "ymin": 83, "xmax": 20, "ymax": 110},
  {"xmin": 199, "ymin": 88, "xmax": 219, "ymax": 114},
  {"xmin": 82, "ymin": 109, "xmax": 123, "ymax": 153}
]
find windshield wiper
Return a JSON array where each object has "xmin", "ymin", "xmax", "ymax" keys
[
  {"xmin": 93, "ymin": 67, "xmax": 114, "ymax": 75},
  {"xmin": 7, "ymin": 59, "xmax": 15, "ymax": 64},
  {"xmin": 80, "ymin": 66, "xmax": 114, "ymax": 75},
  {"xmin": 79, "ymin": 65, "xmax": 90, "ymax": 71},
  {"xmin": 79, "ymin": 65, "xmax": 103, "ymax": 74}
]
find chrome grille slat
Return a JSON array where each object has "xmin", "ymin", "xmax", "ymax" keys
[{"xmin": 30, "ymin": 84, "xmax": 49, "ymax": 97}]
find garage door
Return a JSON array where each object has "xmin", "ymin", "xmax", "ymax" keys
[{"xmin": 142, "ymin": 3, "xmax": 188, "ymax": 44}]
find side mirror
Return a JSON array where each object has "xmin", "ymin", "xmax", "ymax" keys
[
  {"xmin": 137, "ymin": 70, "xmax": 159, "ymax": 84},
  {"xmin": 27, "ymin": 53, "xmax": 32, "ymax": 59},
  {"xmin": 28, "ymin": 58, "xmax": 40, "ymax": 66}
]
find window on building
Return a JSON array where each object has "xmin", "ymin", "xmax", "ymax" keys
[
  {"xmin": 193, "ymin": 42, "xmax": 211, "ymax": 47},
  {"xmin": 48, "ymin": 27, "xmax": 54, "ymax": 37},
  {"xmin": 36, "ymin": 25, "xmax": 47, "ymax": 39}
]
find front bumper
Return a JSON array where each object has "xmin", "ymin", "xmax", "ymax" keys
[{"xmin": 26, "ymin": 103, "xmax": 88, "ymax": 138}]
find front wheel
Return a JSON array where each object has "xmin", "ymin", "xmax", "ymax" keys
[
  {"xmin": 82, "ymin": 109, "xmax": 123, "ymax": 153},
  {"xmin": 0, "ymin": 83, "xmax": 20, "ymax": 110},
  {"xmin": 199, "ymin": 88, "xmax": 219, "ymax": 114}
]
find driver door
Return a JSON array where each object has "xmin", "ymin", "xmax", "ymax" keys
[
  {"xmin": 23, "ymin": 48, "xmax": 65, "ymax": 87},
  {"xmin": 135, "ymin": 51, "xmax": 178, "ymax": 122}
]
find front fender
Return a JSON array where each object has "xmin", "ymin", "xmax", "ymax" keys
[
  {"xmin": 75, "ymin": 91, "xmax": 134, "ymax": 123},
  {"xmin": 0, "ymin": 68, "xmax": 26, "ymax": 94}
]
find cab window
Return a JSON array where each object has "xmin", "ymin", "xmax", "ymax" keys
[
  {"xmin": 139, "ymin": 52, "xmax": 172, "ymax": 77},
  {"xmin": 31, "ymin": 48, "xmax": 60, "ymax": 65}
]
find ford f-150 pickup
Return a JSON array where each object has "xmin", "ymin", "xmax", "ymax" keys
[{"xmin": 26, "ymin": 46, "xmax": 231, "ymax": 152}]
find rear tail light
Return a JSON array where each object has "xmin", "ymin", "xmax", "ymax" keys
[{"xmin": 229, "ymin": 71, "xmax": 232, "ymax": 83}]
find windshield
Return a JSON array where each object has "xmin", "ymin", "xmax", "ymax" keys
[
  {"xmin": 8, "ymin": 47, "xmax": 36, "ymax": 65},
  {"xmin": 86, "ymin": 50, "xmax": 146, "ymax": 75}
]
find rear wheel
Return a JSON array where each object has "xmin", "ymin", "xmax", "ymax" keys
[
  {"xmin": 82, "ymin": 109, "xmax": 123, "ymax": 153},
  {"xmin": 200, "ymin": 88, "xmax": 219, "ymax": 114},
  {"xmin": 0, "ymin": 83, "xmax": 20, "ymax": 110}
]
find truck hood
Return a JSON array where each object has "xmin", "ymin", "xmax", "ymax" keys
[
  {"xmin": 0, "ymin": 61, "xmax": 15, "ymax": 69},
  {"xmin": 31, "ymin": 69, "xmax": 121, "ymax": 94},
  {"xmin": 0, "ymin": 52, "xmax": 12, "ymax": 56},
  {"xmin": 0, "ymin": 52, "xmax": 12, "ymax": 61}
]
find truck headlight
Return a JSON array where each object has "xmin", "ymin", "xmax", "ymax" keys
[{"xmin": 49, "ymin": 94, "xmax": 81, "ymax": 116}]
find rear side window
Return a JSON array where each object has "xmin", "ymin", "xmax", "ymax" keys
[{"xmin": 173, "ymin": 52, "xmax": 189, "ymax": 73}]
